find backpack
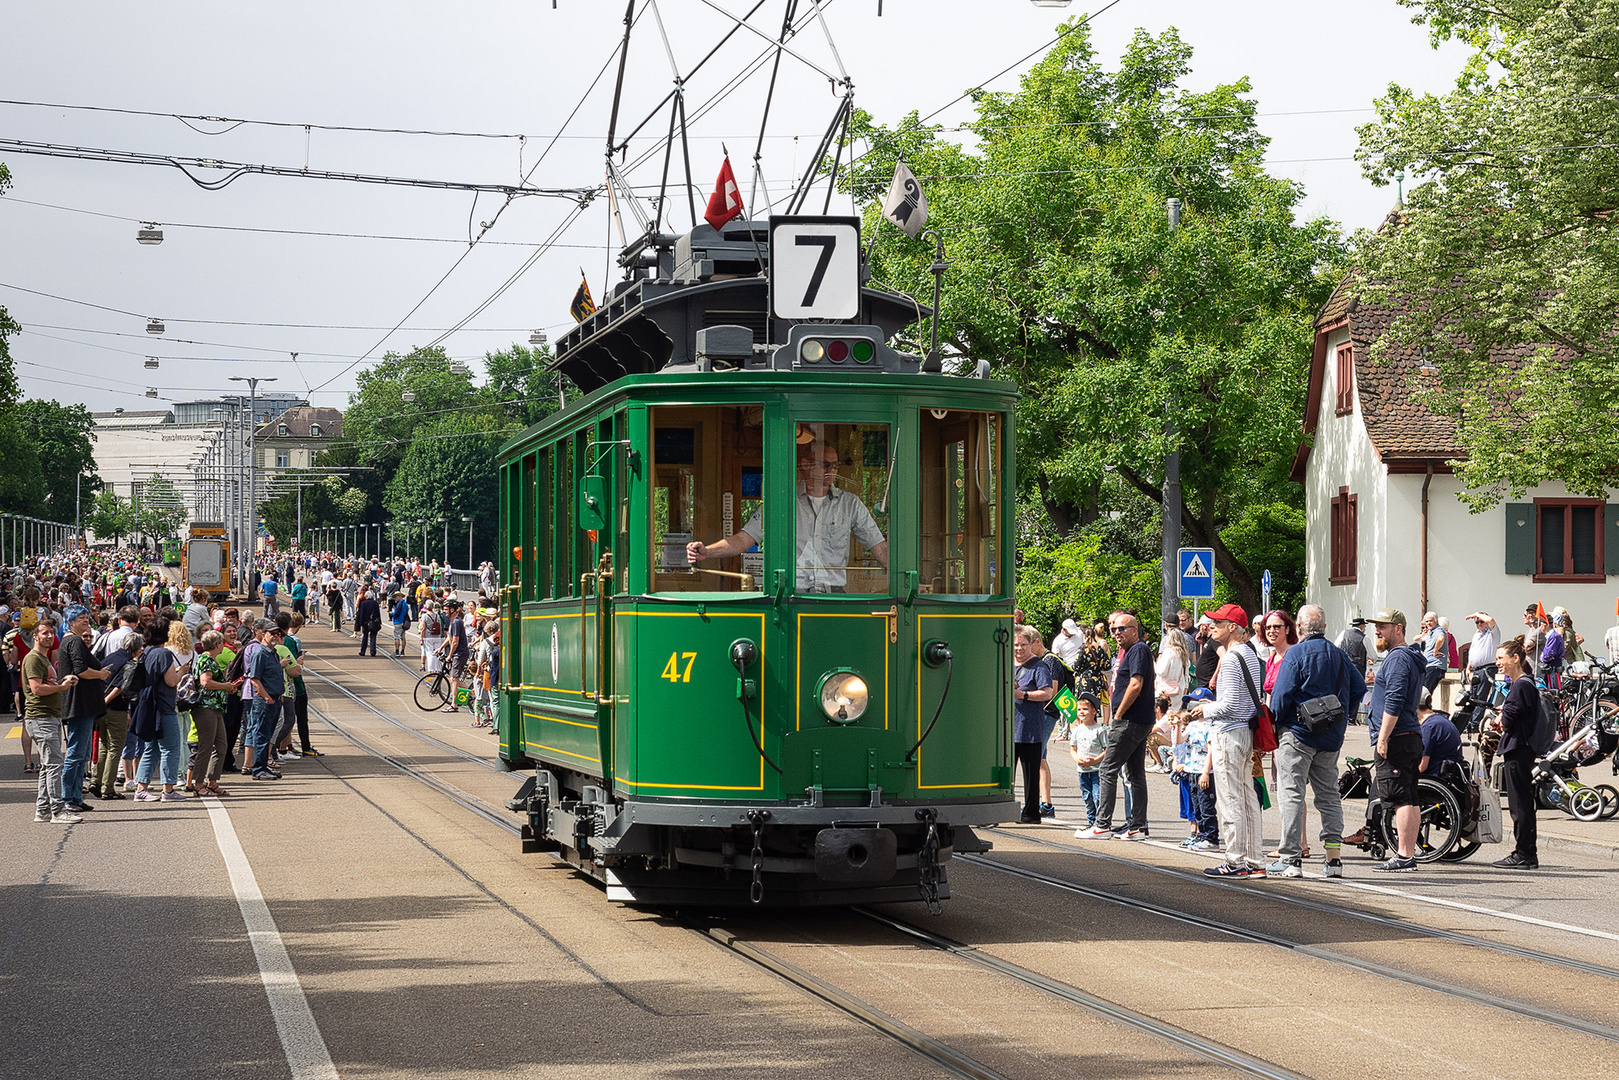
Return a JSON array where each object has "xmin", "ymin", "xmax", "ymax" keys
[
  {"xmin": 1529, "ymin": 682, "xmax": 1559, "ymax": 756},
  {"xmin": 226, "ymin": 646, "xmax": 247, "ymax": 685},
  {"xmin": 120, "ymin": 650, "xmax": 149, "ymax": 699},
  {"xmin": 422, "ymin": 611, "xmax": 442, "ymax": 637}
]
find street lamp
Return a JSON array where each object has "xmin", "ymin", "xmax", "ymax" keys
[
  {"xmin": 439, "ymin": 517, "xmax": 448, "ymax": 566},
  {"xmin": 528, "ymin": 329, "xmax": 548, "ymax": 347},
  {"xmin": 228, "ymin": 375, "xmax": 276, "ymax": 590},
  {"xmin": 462, "ymin": 515, "xmax": 473, "ymax": 569},
  {"xmin": 389, "ymin": 521, "xmax": 396, "ymax": 561}
]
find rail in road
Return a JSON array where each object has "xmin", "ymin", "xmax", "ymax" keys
[{"xmin": 301, "ymin": 634, "xmax": 1619, "ymax": 1080}]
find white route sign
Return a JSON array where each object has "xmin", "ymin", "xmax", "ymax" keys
[{"xmin": 770, "ymin": 215, "xmax": 861, "ymax": 321}]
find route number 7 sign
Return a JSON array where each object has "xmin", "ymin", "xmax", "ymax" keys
[{"xmin": 770, "ymin": 216, "xmax": 861, "ymax": 321}]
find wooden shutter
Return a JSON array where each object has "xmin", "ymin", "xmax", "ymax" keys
[
  {"xmin": 1605, "ymin": 504, "xmax": 1619, "ymax": 575},
  {"xmin": 1504, "ymin": 503, "xmax": 1535, "ymax": 575}
]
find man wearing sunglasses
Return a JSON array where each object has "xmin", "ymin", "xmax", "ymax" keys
[{"xmin": 1075, "ymin": 611, "xmax": 1156, "ymax": 840}]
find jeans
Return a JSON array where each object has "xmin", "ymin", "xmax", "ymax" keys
[
  {"xmin": 25, "ymin": 717, "xmax": 65, "ymax": 816},
  {"xmin": 1211, "ymin": 726, "xmax": 1263, "ymax": 868},
  {"xmin": 1094, "ymin": 719, "xmax": 1150, "ymax": 831},
  {"xmin": 248, "ymin": 698, "xmax": 280, "ymax": 774},
  {"xmin": 1274, "ymin": 730, "xmax": 1344, "ymax": 860},
  {"xmin": 359, "ymin": 627, "xmax": 378, "ymax": 655},
  {"xmin": 134, "ymin": 712, "xmax": 184, "ymax": 787},
  {"xmin": 61, "ymin": 715, "xmax": 95, "ymax": 803},
  {"xmin": 1077, "ymin": 770, "xmax": 1101, "ymax": 825},
  {"xmin": 93, "ymin": 710, "xmax": 129, "ymax": 795},
  {"xmin": 1189, "ymin": 776, "xmax": 1220, "ymax": 843}
]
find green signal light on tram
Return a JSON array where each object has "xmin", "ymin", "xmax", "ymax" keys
[{"xmin": 851, "ymin": 340, "xmax": 875, "ymax": 363}]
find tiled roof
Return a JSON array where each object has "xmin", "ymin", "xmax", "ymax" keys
[
  {"xmin": 1336, "ymin": 283, "xmax": 1463, "ymax": 459},
  {"xmin": 258, "ymin": 407, "xmax": 343, "ymax": 439}
]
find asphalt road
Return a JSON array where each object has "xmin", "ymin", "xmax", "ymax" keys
[{"xmin": 4, "ymin": 623, "xmax": 1617, "ymax": 1080}]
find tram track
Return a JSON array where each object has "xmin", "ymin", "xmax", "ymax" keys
[
  {"xmin": 301, "ymin": 648, "xmax": 1619, "ymax": 1072},
  {"xmin": 301, "ymin": 668, "xmax": 1313, "ymax": 1080}
]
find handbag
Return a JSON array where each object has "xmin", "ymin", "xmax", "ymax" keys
[{"xmin": 1235, "ymin": 644, "xmax": 1280, "ymax": 753}]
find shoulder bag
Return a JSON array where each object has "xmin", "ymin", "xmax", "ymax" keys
[
  {"xmin": 1296, "ymin": 644, "xmax": 1348, "ymax": 733},
  {"xmin": 1235, "ymin": 643, "xmax": 1280, "ymax": 753}
]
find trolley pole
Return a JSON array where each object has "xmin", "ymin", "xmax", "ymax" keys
[{"xmin": 1160, "ymin": 198, "xmax": 1183, "ymax": 630}]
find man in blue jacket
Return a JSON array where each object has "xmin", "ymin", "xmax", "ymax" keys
[
  {"xmin": 1362, "ymin": 607, "xmax": 1429, "ymax": 873},
  {"xmin": 1267, "ymin": 605, "xmax": 1366, "ymax": 879}
]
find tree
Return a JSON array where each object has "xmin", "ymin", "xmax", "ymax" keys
[
  {"xmin": 1354, "ymin": 0, "xmax": 1619, "ymax": 505},
  {"xmin": 381, "ymin": 413, "xmax": 508, "ymax": 566},
  {"xmin": 10, "ymin": 399, "xmax": 101, "ymax": 522},
  {"xmin": 483, "ymin": 343, "xmax": 568, "ymax": 429},
  {"xmin": 87, "ymin": 491, "xmax": 137, "ymax": 546},
  {"xmin": 135, "ymin": 475, "xmax": 186, "ymax": 542},
  {"xmin": 844, "ymin": 24, "xmax": 1342, "ymax": 614}
]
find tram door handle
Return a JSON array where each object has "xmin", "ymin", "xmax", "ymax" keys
[{"xmin": 872, "ymin": 605, "xmax": 898, "ymax": 644}]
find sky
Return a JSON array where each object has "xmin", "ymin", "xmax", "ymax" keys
[{"xmin": 0, "ymin": 0, "xmax": 1471, "ymax": 415}]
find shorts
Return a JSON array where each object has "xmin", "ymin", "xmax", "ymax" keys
[
  {"xmin": 392, "ymin": 623, "xmax": 406, "ymax": 641},
  {"xmin": 1375, "ymin": 731, "xmax": 1423, "ymax": 807},
  {"xmin": 449, "ymin": 653, "xmax": 468, "ymax": 680}
]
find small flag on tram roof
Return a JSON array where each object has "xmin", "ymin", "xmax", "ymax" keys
[
  {"xmin": 880, "ymin": 161, "xmax": 928, "ymax": 238},
  {"xmin": 704, "ymin": 155, "xmax": 743, "ymax": 231},
  {"xmin": 570, "ymin": 271, "xmax": 596, "ymax": 323}
]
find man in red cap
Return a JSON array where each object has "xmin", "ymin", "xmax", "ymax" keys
[{"xmin": 1185, "ymin": 603, "xmax": 1267, "ymax": 877}]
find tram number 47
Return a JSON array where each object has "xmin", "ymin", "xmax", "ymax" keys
[{"xmin": 661, "ymin": 651, "xmax": 698, "ymax": 683}]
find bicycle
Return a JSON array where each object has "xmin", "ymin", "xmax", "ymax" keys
[{"xmin": 413, "ymin": 665, "xmax": 451, "ymax": 711}]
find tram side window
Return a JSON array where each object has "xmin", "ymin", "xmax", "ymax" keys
[
  {"xmin": 535, "ymin": 446, "xmax": 552, "ymax": 599},
  {"xmin": 557, "ymin": 438, "xmax": 574, "ymax": 598},
  {"xmin": 651, "ymin": 405, "xmax": 765, "ymax": 593},
  {"xmin": 919, "ymin": 410, "xmax": 1001, "ymax": 597},
  {"xmin": 791, "ymin": 422, "xmax": 891, "ymax": 596},
  {"xmin": 520, "ymin": 454, "xmax": 537, "ymax": 602}
]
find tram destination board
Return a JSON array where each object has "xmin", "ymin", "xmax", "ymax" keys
[{"xmin": 770, "ymin": 215, "xmax": 861, "ymax": 321}]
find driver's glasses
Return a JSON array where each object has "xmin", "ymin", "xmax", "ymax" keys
[{"xmin": 802, "ymin": 458, "xmax": 839, "ymax": 474}]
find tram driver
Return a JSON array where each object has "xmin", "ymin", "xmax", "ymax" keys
[{"xmin": 686, "ymin": 440, "xmax": 888, "ymax": 593}]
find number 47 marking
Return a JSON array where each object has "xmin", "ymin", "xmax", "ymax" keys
[
  {"xmin": 662, "ymin": 651, "xmax": 698, "ymax": 683},
  {"xmin": 794, "ymin": 234, "xmax": 837, "ymax": 306}
]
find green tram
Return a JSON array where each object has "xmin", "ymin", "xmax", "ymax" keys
[{"xmin": 497, "ymin": 218, "xmax": 1018, "ymax": 906}]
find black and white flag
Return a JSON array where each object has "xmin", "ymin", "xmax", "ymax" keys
[{"xmin": 880, "ymin": 162, "xmax": 928, "ymax": 237}]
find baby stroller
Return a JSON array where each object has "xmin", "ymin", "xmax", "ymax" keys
[{"xmin": 1532, "ymin": 710, "xmax": 1619, "ymax": 821}]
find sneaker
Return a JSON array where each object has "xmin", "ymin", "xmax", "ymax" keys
[
  {"xmin": 1246, "ymin": 865, "xmax": 1268, "ymax": 878},
  {"xmin": 1203, "ymin": 863, "xmax": 1251, "ymax": 878},
  {"xmin": 64, "ymin": 801, "xmax": 95, "ymax": 813},
  {"xmin": 1178, "ymin": 836, "xmax": 1199, "ymax": 849},
  {"xmin": 123, "ymin": 780, "xmax": 137, "ymax": 792},
  {"xmin": 1038, "ymin": 802, "xmax": 1056, "ymax": 818},
  {"xmin": 51, "ymin": 811, "xmax": 84, "ymax": 824},
  {"xmin": 1322, "ymin": 860, "xmax": 1344, "ymax": 878},
  {"xmin": 34, "ymin": 812, "xmax": 50, "ymax": 823},
  {"xmin": 1266, "ymin": 859, "xmax": 1303, "ymax": 878},
  {"xmin": 282, "ymin": 748, "xmax": 302, "ymax": 759},
  {"xmin": 1074, "ymin": 825, "xmax": 1114, "ymax": 839},
  {"xmin": 1115, "ymin": 828, "xmax": 1149, "ymax": 841},
  {"xmin": 1371, "ymin": 855, "xmax": 1419, "ymax": 874},
  {"xmin": 160, "ymin": 791, "xmax": 189, "ymax": 802},
  {"xmin": 1190, "ymin": 839, "xmax": 1218, "ymax": 852},
  {"xmin": 252, "ymin": 771, "xmax": 280, "ymax": 781},
  {"xmin": 1492, "ymin": 852, "xmax": 1539, "ymax": 870},
  {"xmin": 301, "ymin": 748, "xmax": 323, "ymax": 757},
  {"xmin": 133, "ymin": 790, "xmax": 162, "ymax": 802}
]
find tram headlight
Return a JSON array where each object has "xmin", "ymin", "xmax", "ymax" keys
[{"xmin": 818, "ymin": 670, "xmax": 869, "ymax": 724}]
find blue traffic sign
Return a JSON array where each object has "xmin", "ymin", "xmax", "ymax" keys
[
  {"xmin": 1178, "ymin": 547, "xmax": 1215, "ymax": 600},
  {"xmin": 1262, "ymin": 569, "xmax": 1272, "ymax": 594}
]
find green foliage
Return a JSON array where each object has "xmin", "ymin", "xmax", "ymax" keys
[
  {"xmin": 1355, "ymin": 0, "xmax": 1619, "ymax": 505},
  {"xmin": 483, "ymin": 343, "xmax": 567, "ymax": 429},
  {"xmin": 135, "ymin": 475, "xmax": 186, "ymax": 540},
  {"xmin": 1217, "ymin": 502, "xmax": 1306, "ymax": 616},
  {"xmin": 843, "ymin": 23, "xmax": 1339, "ymax": 612},
  {"xmin": 9, "ymin": 399, "xmax": 100, "ymax": 521},
  {"xmin": 381, "ymin": 412, "xmax": 506, "ymax": 564},
  {"xmin": 1015, "ymin": 534, "xmax": 1162, "ymax": 640},
  {"xmin": 87, "ymin": 491, "xmax": 137, "ymax": 545}
]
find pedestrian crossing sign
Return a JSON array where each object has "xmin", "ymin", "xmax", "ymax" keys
[{"xmin": 1178, "ymin": 547, "xmax": 1215, "ymax": 599}]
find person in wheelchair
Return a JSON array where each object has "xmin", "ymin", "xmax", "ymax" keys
[{"xmin": 1418, "ymin": 690, "xmax": 1469, "ymax": 796}]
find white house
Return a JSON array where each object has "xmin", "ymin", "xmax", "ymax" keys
[{"xmin": 1294, "ymin": 276, "xmax": 1619, "ymax": 657}]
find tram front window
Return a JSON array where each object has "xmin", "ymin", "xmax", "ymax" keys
[
  {"xmin": 787, "ymin": 423, "xmax": 890, "ymax": 595},
  {"xmin": 651, "ymin": 405, "xmax": 764, "ymax": 593},
  {"xmin": 920, "ymin": 410, "xmax": 1001, "ymax": 597}
]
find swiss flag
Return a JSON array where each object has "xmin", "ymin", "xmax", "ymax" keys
[{"xmin": 704, "ymin": 156, "xmax": 743, "ymax": 231}]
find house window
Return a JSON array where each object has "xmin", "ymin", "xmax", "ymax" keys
[
  {"xmin": 310, "ymin": 423, "xmax": 322, "ymax": 437},
  {"xmin": 1535, "ymin": 498, "xmax": 1603, "ymax": 582},
  {"xmin": 1334, "ymin": 343, "xmax": 1355, "ymax": 415},
  {"xmin": 1329, "ymin": 487, "xmax": 1357, "ymax": 584},
  {"xmin": 275, "ymin": 450, "xmax": 290, "ymax": 469},
  {"xmin": 278, "ymin": 423, "xmax": 289, "ymax": 436}
]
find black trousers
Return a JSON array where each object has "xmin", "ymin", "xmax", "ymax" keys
[
  {"xmin": 1014, "ymin": 741, "xmax": 1044, "ymax": 820},
  {"xmin": 1503, "ymin": 749, "xmax": 1537, "ymax": 861},
  {"xmin": 359, "ymin": 627, "xmax": 378, "ymax": 655},
  {"xmin": 1095, "ymin": 718, "xmax": 1151, "ymax": 831},
  {"xmin": 294, "ymin": 693, "xmax": 311, "ymax": 753},
  {"xmin": 223, "ymin": 696, "xmax": 243, "ymax": 772}
]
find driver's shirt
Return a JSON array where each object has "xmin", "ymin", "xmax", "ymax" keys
[{"xmin": 740, "ymin": 482, "xmax": 885, "ymax": 592}]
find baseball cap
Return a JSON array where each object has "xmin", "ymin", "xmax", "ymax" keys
[
  {"xmin": 1075, "ymin": 691, "xmax": 1100, "ymax": 711},
  {"xmin": 1182, "ymin": 686, "xmax": 1216, "ymax": 705},
  {"xmin": 1062, "ymin": 618, "xmax": 1081, "ymax": 635},
  {"xmin": 1206, "ymin": 602, "xmax": 1247, "ymax": 625},
  {"xmin": 1367, "ymin": 607, "xmax": 1406, "ymax": 626}
]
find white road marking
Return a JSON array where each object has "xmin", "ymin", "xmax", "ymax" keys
[
  {"xmin": 1136, "ymin": 836, "xmax": 1619, "ymax": 942},
  {"xmin": 204, "ymin": 795, "xmax": 340, "ymax": 1080}
]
